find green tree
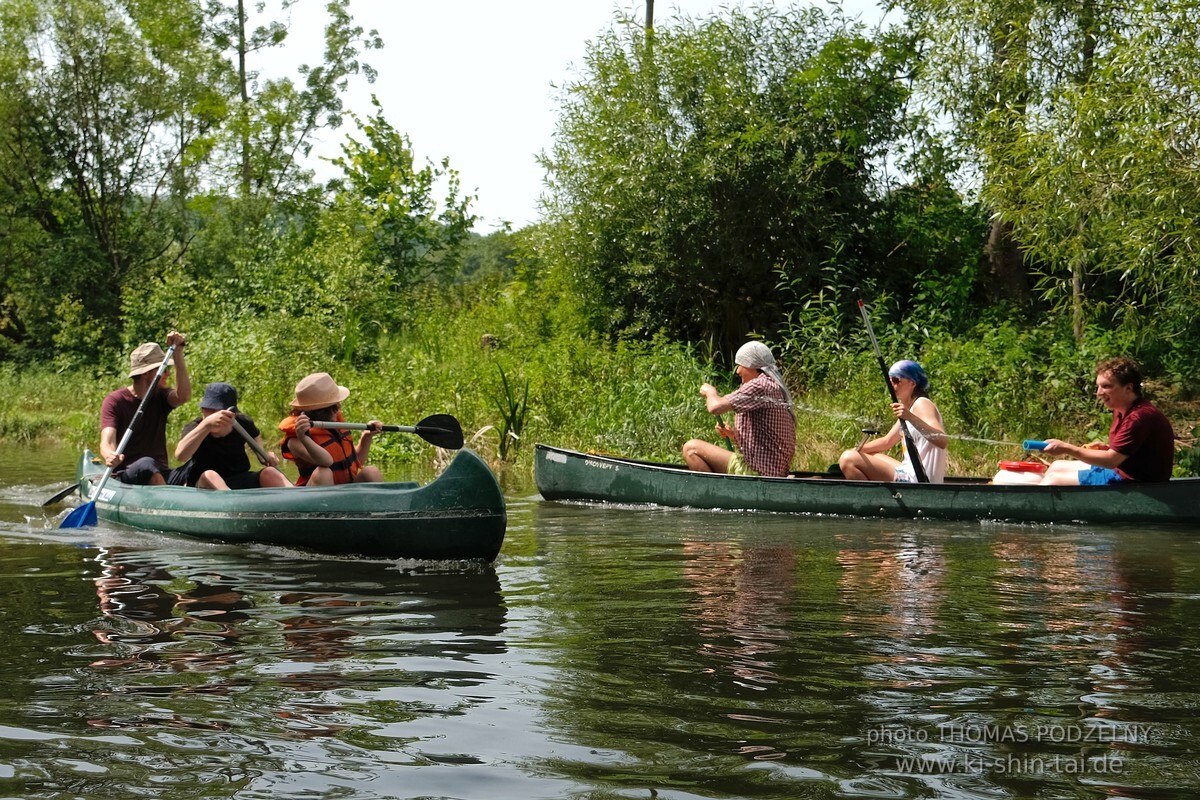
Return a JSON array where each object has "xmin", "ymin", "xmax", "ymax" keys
[
  {"xmin": 900, "ymin": 0, "xmax": 1200, "ymax": 358},
  {"xmin": 0, "ymin": 0, "xmax": 381, "ymax": 363},
  {"xmin": 327, "ymin": 98, "xmax": 476, "ymax": 301},
  {"xmin": 0, "ymin": 0, "xmax": 224, "ymax": 362},
  {"xmin": 540, "ymin": 5, "xmax": 917, "ymax": 357},
  {"xmin": 204, "ymin": 0, "xmax": 381, "ymax": 200}
]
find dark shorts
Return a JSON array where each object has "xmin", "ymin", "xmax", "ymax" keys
[
  {"xmin": 117, "ymin": 457, "xmax": 190, "ymax": 486},
  {"xmin": 224, "ymin": 471, "xmax": 263, "ymax": 490},
  {"xmin": 186, "ymin": 469, "xmax": 263, "ymax": 489},
  {"xmin": 1078, "ymin": 466, "xmax": 1124, "ymax": 486}
]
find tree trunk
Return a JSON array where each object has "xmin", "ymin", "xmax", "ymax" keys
[
  {"xmin": 238, "ymin": 0, "xmax": 251, "ymax": 196},
  {"xmin": 982, "ymin": 217, "xmax": 1029, "ymax": 305}
]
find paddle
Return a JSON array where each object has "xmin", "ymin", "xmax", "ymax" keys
[
  {"xmin": 310, "ymin": 413, "xmax": 464, "ymax": 450},
  {"xmin": 61, "ymin": 343, "xmax": 177, "ymax": 528},
  {"xmin": 716, "ymin": 414, "xmax": 734, "ymax": 451},
  {"xmin": 41, "ymin": 482, "xmax": 81, "ymax": 507},
  {"xmin": 231, "ymin": 418, "xmax": 272, "ymax": 466},
  {"xmin": 857, "ymin": 299, "xmax": 930, "ymax": 483}
]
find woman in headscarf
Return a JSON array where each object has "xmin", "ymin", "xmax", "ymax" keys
[
  {"xmin": 838, "ymin": 359, "xmax": 948, "ymax": 483},
  {"xmin": 683, "ymin": 341, "xmax": 796, "ymax": 478}
]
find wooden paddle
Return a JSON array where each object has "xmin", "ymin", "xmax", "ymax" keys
[
  {"xmin": 310, "ymin": 413, "xmax": 464, "ymax": 450},
  {"xmin": 61, "ymin": 343, "xmax": 176, "ymax": 528},
  {"xmin": 857, "ymin": 299, "xmax": 929, "ymax": 483}
]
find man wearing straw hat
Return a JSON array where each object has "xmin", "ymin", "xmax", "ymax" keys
[{"xmin": 99, "ymin": 331, "xmax": 191, "ymax": 485}]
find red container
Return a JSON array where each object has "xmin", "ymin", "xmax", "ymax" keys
[{"xmin": 998, "ymin": 460, "xmax": 1047, "ymax": 474}]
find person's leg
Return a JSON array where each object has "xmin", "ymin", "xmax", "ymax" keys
[
  {"xmin": 1039, "ymin": 460, "xmax": 1084, "ymax": 486},
  {"xmin": 838, "ymin": 449, "xmax": 899, "ymax": 481},
  {"xmin": 256, "ymin": 467, "xmax": 294, "ymax": 488},
  {"xmin": 305, "ymin": 467, "xmax": 334, "ymax": 485},
  {"xmin": 120, "ymin": 457, "xmax": 162, "ymax": 485},
  {"xmin": 683, "ymin": 439, "xmax": 734, "ymax": 473},
  {"xmin": 353, "ymin": 465, "xmax": 383, "ymax": 483},
  {"xmin": 196, "ymin": 470, "xmax": 231, "ymax": 491}
]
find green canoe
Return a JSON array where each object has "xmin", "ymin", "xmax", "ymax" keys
[
  {"xmin": 535, "ymin": 443, "xmax": 1200, "ymax": 525},
  {"xmin": 75, "ymin": 448, "xmax": 507, "ymax": 560}
]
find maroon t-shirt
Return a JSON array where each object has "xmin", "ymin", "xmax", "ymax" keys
[
  {"xmin": 1110, "ymin": 398, "xmax": 1175, "ymax": 482},
  {"xmin": 100, "ymin": 387, "xmax": 175, "ymax": 471}
]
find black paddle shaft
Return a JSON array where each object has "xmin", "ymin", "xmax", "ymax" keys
[{"xmin": 857, "ymin": 300, "xmax": 930, "ymax": 483}]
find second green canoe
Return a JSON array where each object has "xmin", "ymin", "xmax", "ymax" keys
[{"xmin": 535, "ymin": 443, "xmax": 1200, "ymax": 526}]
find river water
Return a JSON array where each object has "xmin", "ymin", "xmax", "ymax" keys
[{"xmin": 2, "ymin": 443, "xmax": 1199, "ymax": 799}]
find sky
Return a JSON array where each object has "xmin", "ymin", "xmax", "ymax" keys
[{"xmin": 291, "ymin": 1, "xmax": 888, "ymax": 233}]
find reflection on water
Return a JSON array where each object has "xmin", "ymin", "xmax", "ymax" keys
[
  {"xmin": 683, "ymin": 540, "xmax": 796, "ymax": 689},
  {"xmin": 1, "ymin": 454, "xmax": 1200, "ymax": 798},
  {"xmin": 526, "ymin": 508, "xmax": 1200, "ymax": 798},
  {"xmin": 0, "ymin": 530, "xmax": 512, "ymax": 798}
]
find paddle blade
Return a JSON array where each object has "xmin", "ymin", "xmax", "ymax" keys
[
  {"xmin": 415, "ymin": 414, "xmax": 464, "ymax": 450},
  {"xmin": 42, "ymin": 482, "xmax": 80, "ymax": 507},
  {"xmin": 59, "ymin": 501, "xmax": 97, "ymax": 529}
]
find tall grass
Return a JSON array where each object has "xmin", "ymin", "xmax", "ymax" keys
[{"xmin": 3, "ymin": 279, "xmax": 1195, "ymax": 480}]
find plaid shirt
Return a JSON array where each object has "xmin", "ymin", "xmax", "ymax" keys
[{"xmin": 728, "ymin": 374, "xmax": 795, "ymax": 477}]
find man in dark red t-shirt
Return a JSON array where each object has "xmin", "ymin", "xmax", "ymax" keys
[
  {"xmin": 1040, "ymin": 357, "xmax": 1175, "ymax": 485},
  {"xmin": 99, "ymin": 331, "xmax": 191, "ymax": 485}
]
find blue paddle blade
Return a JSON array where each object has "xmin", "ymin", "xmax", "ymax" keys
[{"xmin": 59, "ymin": 501, "xmax": 97, "ymax": 529}]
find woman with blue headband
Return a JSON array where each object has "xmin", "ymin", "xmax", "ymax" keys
[{"xmin": 838, "ymin": 359, "xmax": 948, "ymax": 483}]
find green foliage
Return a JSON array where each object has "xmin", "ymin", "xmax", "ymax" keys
[
  {"xmin": 459, "ymin": 228, "xmax": 520, "ymax": 284},
  {"xmin": 541, "ymin": 4, "xmax": 920, "ymax": 357},
  {"xmin": 0, "ymin": 0, "xmax": 380, "ymax": 362},
  {"xmin": 490, "ymin": 364, "xmax": 529, "ymax": 462},
  {"xmin": 328, "ymin": 97, "xmax": 476, "ymax": 300},
  {"xmin": 901, "ymin": 0, "xmax": 1200, "ymax": 347}
]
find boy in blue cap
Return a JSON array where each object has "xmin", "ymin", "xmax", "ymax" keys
[{"xmin": 175, "ymin": 382, "xmax": 293, "ymax": 490}]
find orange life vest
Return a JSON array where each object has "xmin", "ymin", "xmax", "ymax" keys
[{"xmin": 278, "ymin": 414, "xmax": 360, "ymax": 486}]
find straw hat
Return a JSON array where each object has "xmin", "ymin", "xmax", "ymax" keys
[
  {"xmin": 129, "ymin": 342, "xmax": 167, "ymax": 377},
  {"xmin": 290, "ymin": 372, "xmax": 350, "ymax": 410}
]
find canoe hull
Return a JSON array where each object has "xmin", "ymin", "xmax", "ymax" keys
[
  {"xmin": 77, "ymin": 449, "xmax": 507, "ymax": 560},
  {"xmin": 535, "ymin": 444, "xmax": 1200, "ymax": 526}
]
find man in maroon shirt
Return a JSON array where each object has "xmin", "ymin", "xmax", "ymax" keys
[
  {"xmin": 1040, "ymin": 357, "xmax": 1175, "ymax": 485},
  {"xmin": 99, "ymin": 331, "xmax": 191, "ymax": 485}
]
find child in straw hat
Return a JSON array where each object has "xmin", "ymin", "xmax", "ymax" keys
[{"xmin": 278, "ymin": 373, "xmax": 384, "ymax": 485}]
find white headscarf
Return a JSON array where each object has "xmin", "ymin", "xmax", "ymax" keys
[{"xmin": 734, "ymin": 341, "xmax": 794, "ymax": 413}]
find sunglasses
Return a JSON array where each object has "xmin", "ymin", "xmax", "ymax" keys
[{"xmin": 889, "ymin": 376, "xmax": 907, "ymax": 385}]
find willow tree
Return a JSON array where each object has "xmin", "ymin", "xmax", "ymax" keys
[{"xmin": 899, "ymin": 0, "xmax": 1200, "ymax": 349}]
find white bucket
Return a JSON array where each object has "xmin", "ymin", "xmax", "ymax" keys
[{"xmin": 992, "ymin": 460, "xmax": 1047, "ymax": 485}]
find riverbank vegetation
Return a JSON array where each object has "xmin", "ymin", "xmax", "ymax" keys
[{"xmin": 2, "ymin": 1, "xmax": 1199, "ymax": 480}]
